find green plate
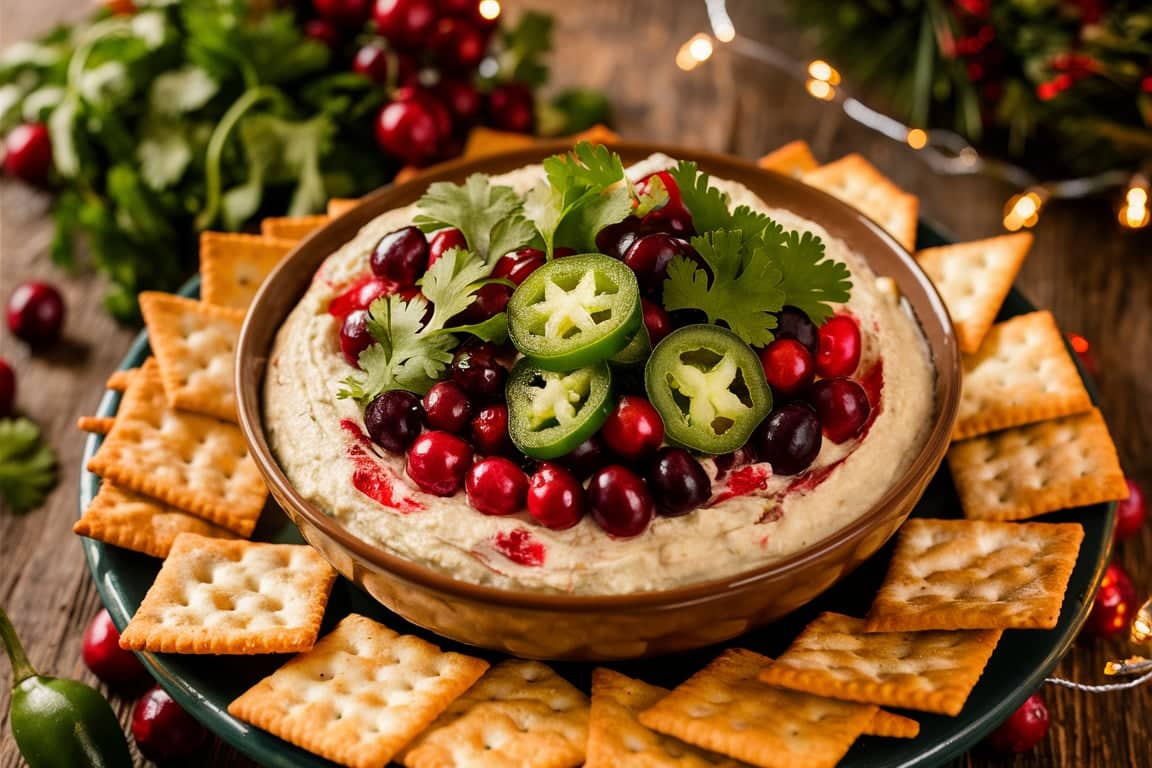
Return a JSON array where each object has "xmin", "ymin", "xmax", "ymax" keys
[{"xmin": 79, "ymin": 220, "xmax": 1113, "ymax": 768}]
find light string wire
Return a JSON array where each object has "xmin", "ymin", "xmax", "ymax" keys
[{"xmin": 1045, "ymin": 669, "xmax": 1152, "ymax": 693}]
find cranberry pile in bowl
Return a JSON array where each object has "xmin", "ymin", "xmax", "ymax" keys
[{"xmin": 239, "ymin": 141, "xmax": 959, "ymax": 659}]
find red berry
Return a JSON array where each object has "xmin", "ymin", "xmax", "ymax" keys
[
  {"xmin": 984, "ymin": 694, "xmax": 1049, "ymax": 753},
  {"xmin": 423, "ymin": 381, "xmax": 473, "ymax": 433},
  {"xmin": 406, "ymin": 431, "xmax": 473, "ymax": 495},
  {"xmin": 365, "ymin": 390, "xmax": 424, "ymax": 453},
  {"xmin": 313, "ymin": 0, "xmax": 372, "ymax": 25},
  {"xmin": 492, "ymin": 248, "xmax": 545, "ymax": 285},
  {"xmin": 429, "ymin": 17, "xmax": 486, "ymax": 71},
  {"xmin": 641, "ymin": 207, "xmax": 695, "ymax": 239},
  {"xmin": 641, "ymin": 298, "xmax": 673, "ymax": 346},
  {"xmin": 1114, "ymin": 478, "xmax": 1146, "ymax": 542},
  {"xmin": 486, "ymin": 83, "xmax": 534, "ymax": 133},
  {"xmin": 3, "ymin": 123, "xmax": 52, "ymax": 184},
  {"xmin": 451, "ymin": 344, "xmax": 507, "ymax": 400},
  {"xmin": 328, "ymin": 275, "xmax": 398, "ymax": 318},
  {"xmin": 304, "ymin": 17, "xmax": 342, "ymax": 48},
  {"xmin": 0, "ymin": 358, "xmax": 14, "ymax": 417},
  {"xmin": 623, "ymin": 234, "xmax": 698, "ymax": 296},
  {"xmin": 815, "ymin": 315, "xmax": 862, "ymax": 378},
  {"xmin": 437, "ymin": 0, "xmax": 476, "ymax": 16},
  {"xmin": 434, "ymin": 79, "xmax": 483, "ymax": 124},
  {"xmin": 760, "ymin": 338, "xmax": 815, "ymax": 396},
  {"xmin": 353, "ymin": 43, "xmax": 415, "ymax": 85},
  {"xmin": 375, "ymin": 99, "xmax": 443, "ymax": 166},
  {"xmin": 82, "ymin": 609, "xmax": 148, "ymax": 687},
  {"xmin": 132, "ymin": 686, "xmax": 208, "ymax": 762},
  {"xmin": 394, "ymin": 85, "xmax": 452, "ymax": 141},
  {"xmin": 602, "ymin": 396, "xmax": 665, "ymax": 459},
  {"xmin": 429, "ymin": 228, "xmax": 468, "ymax": 266},
  {"xmin": 373, "ymin": 0, "xmax": 437, "ymax": 47},
  {"xmin": 809, "ymin": 377, "xmax": 870, "ymax": 444},
  {"xmin": 1085, "ymin": 561, "xmax": 1139, "ymax": 637},
  {"xmin": 527, "ymin": 464, "xmax": 585, "ymax": 530},
  {"xmin": 776, "ymin": 306, "xmax": 819, "ymax": 356},
  {"xmin": 8, "ymin": 280, "xmax": 65, "ymax": 347},
  {"xmin": 559, "ymin": 435, "xmax": 608, "ymax": 480},
  {"xmin": 371, "ymin": 226, "xmax": 429, "ymax": 287},
  {"xmin": 646, "ymin": 447, "xmax": 711, "ymax": 516},
  {"xmin": 471, "ymin": 403, "xmax": 512, "ymax": 456},
  {"xmin": 466, "ymin": 456, "xmax": 528, "ymax": 515},
  {"xmin": 587, "ymin": 465, "xmax": 654, "ymax": 537},
  {"xmin": 339, "ymin": 309, "xmax": 374, "ymax": 367}
]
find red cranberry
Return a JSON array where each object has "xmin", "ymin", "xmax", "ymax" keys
[
  {"xmin": 595, "ymin": 217, "xmax": 645, "ymax": 260},
  {"xmin": 0, "ymin": 358, "xmax": 14, "ymax": 417},
  {"xmin": 437, "ymin": 0, "xmax": 477, "ymax": 16},
  {"xmin": 646, "ymin": 447, "xmax": 711, "ymax": 516},
  {"xmin": 587, "ymin": 465, "xmax": 655, "ymax": 537},
  {"xmin": 82, "ymin": 609, "xmax": 148, "ymax": 687},
  {"xmin": 623, "ymin": 234, "xmax": 698, "ymax": 296},
  {"xmin": 422, "ymin": 381, "xmax": 472, "ymax": 433},
  {"xmin": 451, "ymin": 344, "xmax": 507, "ymax": 400},
  {"xmin": 3, "ymin": 123, "xmax": 52, "ymax": 185},
  {"xmin": 328, "ymin": 275, "xmax": 397, "ymax": 318},
  {"xmin": 406, "ymin": 430, "xmax": 473, "ymax": 495},
  {"xmin": 371, "ymin": 226, "xmax": 429, "ymax": 287},
  {"xmin": 527, "ymin": 464, "xmax": 585, "ymax": 530},
  {"xmin": 466, "ymin": 457, "xmax": 528, "ymax": 515},
  {"xmin": 429, "ymin": 228, "xmax": 468, "ymax": 267},
  {"xmin": 752, "ymin": 403, "xmax": 822, "ymax": 475},
  {"xmin": 339, "ymin": 309, "xmax": 374, "ymax": 367},
  {"xmin": 373, "ymin": 0, "xmax": 437, "ymax": 47},
  {"xmin": 313, "ymin": 0, "xmax": 372, "ymax": 25},
  {"xmin": 816, "ymin": 315, "xmax": 862, "ymax": 378},
  {"xmin": 304, "ymin": 17, "xmax": 342, "ymax": 47},
  {"xmin": 602, "ymin": 396, "xmax": 664, "ymax": 459},
  {"xmin": 454, "ymin": 283, "xmax": 511, "ymax": 325},
  {"xmin": 393, "ymin": 85, "xmax": 452, "ymax": 140},
  {"xmin": 486, "ymin": 83, "xmax": 534, "ymax": 133},
  {"xmin": 641, "ymin": 207, "xmax": 695, "ymax": 238},
  {"xmin": 429, "ymin": 17, "xmax": 486, "ymax": 71},
  {"xmin": 1114, "ymin": 478, "xmax": 1146, "ymax": 541},
  {"xmin": 641, "ymin": 298, "xmax": 673, "ymax": 346},
  {"xmin": 365, "ymin": 389, "xmax": 424, "ymax": 453},
  {"xmin": 471, "ymin": 403, "xmax": 512, "ymax": 456},
  {"xmin": 775, "ymin": 306, "xmax": 818, "ymax": 356},
  {"xmin": 760, "ymin": 338, "xmax": 815, "ymax": 396},
  {"xmin": 984, "ymin": 694, "xmax": 1050, "ymax": 754},
  {"xmin": 1085, "ymin": 561, "xmax": 1138, "ymax": 637},
  {"xmin": 8, "ymin": 281, "xmax": 65, "ymax": 348},
  {"xmin": 375, "ymin": 98, "xmax": 444, "ymax": 166},
  {"xmin": 559, "ymin": 435, "xmax": 608, "ymax": 480},
  {"xmin": 132, "ymin": 685, "xmax": 208, "ymax": 762},
  {"xmin": 809, "ymin": 378, "xmax": 870, "ymax": 444},
  {"xmin": 492, "ymin": 248, "xmax": 546, "ymax": 285},
  {"xmin": 353, "ymin": 42, "xmax": 390, "ymax": 82},
  {"xmin": 434, "ymin": 79, "xmax": 483, "ymax": 124}
]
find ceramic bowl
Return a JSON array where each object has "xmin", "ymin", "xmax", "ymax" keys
[{"xmin": 236, "ymin": 141, "xmax": 961, "ymax": 660}]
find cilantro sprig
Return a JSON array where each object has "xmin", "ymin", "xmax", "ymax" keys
[
  {"xmin": 0, "ymin": 418, "xmax": 57, "ymax": 513},
  {"xmin": 413, "ymin": 174, "xmax": 537, "ymax": 262}
]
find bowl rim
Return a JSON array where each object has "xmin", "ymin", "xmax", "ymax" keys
[{"xmin": 236, "ymin": 139, "xmax": 961, "ymax": 611}]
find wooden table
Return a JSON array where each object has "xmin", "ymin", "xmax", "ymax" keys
[{"xmin": 2, "ymin": 2, "xmax": 1149, "ymax": 766}]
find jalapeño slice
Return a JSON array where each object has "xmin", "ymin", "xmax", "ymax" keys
[
  {"xmin": 609, "ymin": 324, "xmax": 652, "ymax": 367},
  {"xmin": 507, "ymin": 359, "xmax": 614, "ymax": 459},
  {"xmin": 507, "ymin": 253, "xmax": 641, "ymax": 371},
  {"xmin": 644, "ymin": 325, "xmax": 772, "ymax": 454}
]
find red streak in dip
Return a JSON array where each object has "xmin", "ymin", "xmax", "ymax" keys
[
  {"xmin": 710, "ymin": 465, "xmax": 770, "ymax": 506},
  {"xmin": 493, "ymin": 528, "xmax": 545, "ymax": 567},
  {"xmin": 340, "ymin": 419, "xmax": 423, "ymax": 513},
  {"xmin": 328, "ymin": 274, "xmax": 399, "ymax": 318}
]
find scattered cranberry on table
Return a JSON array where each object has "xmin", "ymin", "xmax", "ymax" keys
[
  {"xmin": 485, "ymin": 82, "xmax": 534, "ymax": 134},
  {"xmin": 3, "ymin": 123, "xmax": 52, "ymax": 185},
  {"xmin": 406, "ymin": 430, "xmax": 473, "ymax": 496},
  {"xmin": 81, "ymin": 609, "xmax": 148, "ymax": 687},
  {"xmin": 429, "ymin": 16, "xmax": 486, "ymax": 71},
  {"xmin": 7, "ymin": 280, "xmax": 65, "ymax": 348},
  {"xmin": 601, "ymin": 396, "xmax": 664, "ymax": 459},
  {"xmin": 131, "ymin": 685, "xmax": 208, "ymax": 762},
  {"xmin": 527, "ymin": 463, "xmax": 585, "ymax": 530},
  {"xmin": 466, "ymin": 457, "xmax": 528, "ymax": 516},
  {"xmin": 471, "ymin": 403, "xmax": 512, "ymax": 456},
  {"xmin": 0, "ymin": 358, "xmax": 14, "ymax": 417},
  {"xmin": 373, "ymin": 0, "xmax": 438, "ymax": 48},
  {"xmin": 809, "ymin": 377, "xmax": 870, "ymax": 444},
  {"xmin": 1113, "ymin": 478, "xmax": 1146, "ymax": 542},
  {"xmin": 371, "ymin": 226, "xmax": 430, "ymax": 287},
  {"xmin": 760, "ymin": 338, "xmax": 815, "ymax": 397},
  {"xmin": 353, "ymin": 42, "xmax": 409, "ymax": 85},
  {"xmin": 983, "ymin": 693, "xmax": 1050, "ymax": 754},
  {"xmin": 422, "ymin": 380, "xmax": 472, "ymax": 433},
  {"xmin": 375, "ymin": 98, "xmax": 445, "ymax": 166},
  {"xmin": 1085, "ymin": 561, "xmax": 1139, "ymax": 637},
  {"xmin": 815, "ymin": 314, "xmax": 862, "ymax": 378},
  {"xmin": 339, "ymin": 309, "xmax": 374, "ymax": 367},
  {"xmin": 752, "ymin": 402, "xmax": 822, "ymax": 475},
  {"xmin": 428, "ymin": 228, "xmax": 468, "ymax": 266},
  {"xmin": 434, "ymin": 79, "xmax": 483, "ymax": 124},
  {"xmin": 647, "ymin": 447, "xmax": 712, "ymax": 516},
  {"xmin": 587, "ymin": 465, "xmax": 655, "ymax": 538},
  {"xmin": 365, "ymin": 389, "xmax": 424, "ymax": 453}
]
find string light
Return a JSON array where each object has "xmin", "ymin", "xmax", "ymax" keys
[
  {"xmin": 1118, "ymin": 176, "xmax": 1150, "ymax": 229},
  {"xmin": 675, "ymin": 33, "xmax": 715, "ymax": 72},
  {"xmin": 1132, "ymin": 597, "xmax": 1152, "ymax": 644},
  {"xmin": 906, "ymin": 128, "xmax": 928, "ymax": 150},
  {"xmin": 477, "ymin": 0, "xmax": 500, "ymax": 21},
  {"xmin": 807, "ymin": 59, "xmax": 841, "ymax": 85},
  {"xmin": 1002, "ymin": 187, "xmax": 1048, "ymax": 231}
]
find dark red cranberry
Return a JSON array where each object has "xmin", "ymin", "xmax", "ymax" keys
[
  {"xmin": 647, "ymin": 447, "xmax": 711, "ymax": 516},
  {"xmin": 451, "ymin": 344, "xmax": 507, "ymax": 400},
  {"xmin": 393, "ymin": 85, "xmax": 452, "ymax": 139},
  {"xmin": 527, "ymin": 464, "xmax": 585, "ymax": 530},
  {"xmin": 434, "ymin": 78, "xmax": 483, "ymax": 124},
  {"xmin": 313, "ymin": 0, "xmax": 372, "ymax": 25},
  {"xmin": 553, "ymin": 246, "xmax": 578, "ymax": 258},
  {"xmin": 816, "ymin": 315, "xmax": 862, "ymax": 378},
  {"xmin": 587, "ymin": 465, "xmax": 655, "ymax": 537},
  {"xmin": 641, "ymin": 207, "xmax": 695, "ymax": 238},
  {"xmin": 437, "ymin": 0, "xmax": 477, "ymax": 16},
  {"xmin": 0, "ymin": 358, "xmax": 14, "ymax": 417},
  {"xmin": 422, "ymin": 380, "xmax": 472, "ymax": 433},
  {"xmin": 486, "ymin": 83, "xmax": 534, "ymax": 133},
  {"xmin": 373, "ymin": 0, "xmax": 437, "ymax": 47},
  {"xmin": 466, "ymin": 457, "xmax": 528, "ymax": 515},
  {"xmin": 328, "ymin": 275, "xmax": 397, "ymax": 318},
  {"xmin": 809, "ymin": 378, "xmax": 870, "ymax": 444},
  {"xmin": 353, "ymin": 42, "xmax": 391, "ymax": 82},
  {"xmin": 82, "ymin": 609, "xmax": 148, "ymax": 687},
  {"xmin": 558, "ymin": 435, "xmax": 608, "ymax": 480},
  {"xmin": 429, "ymin": 17, "xmax": 486, "ymax": 70},
  {"xmin": 492, "ymin": 248, "xmax": 546, "ymax": 285},
  {"xmin": 370, "ymin": 226, "xmax": 429, "ymax": 287},
  {"xmin": 304, "ymin": 17, "xmax": 342, "ymax": 47},
  {"xmin": 760, "ymin": 338, "xmax": 815, "ymax": 396},
  {"xmin": 638, "ymin": 298, "xmax": 674, "ymax": 346},
  {"xmin": 3, "ymin": 123, "xmax": 52, "ymax": 185},
  {"xmin": 752, "ymin": 403, "xmax": 822, "ymax": 475},
  {"xmin": 429, "ymin": 227, "xmax": 468, "ymax": 267},
  {"xmin": 471, "ymin": 403, "xmax": 511, "ymax": 456},
  {"xmin": 775, "ymin": 306, "xmax": 818, "ymax": 356},
  {"xmin": 595, "ymin": 217, "xmax": 645, "ymax": 260},
  {"xmin": 984, "ymin": 694, "xmax": 1050, "ymax": 754},
  {"xmin": 454, "ymin": 283, "xmax": 511, "ymax": 325},
  {"xmin": 7, "ymin": 280, "xmax": 65, "ymax": 347},
  {"xmin": 406, "ymin": 430, "xmax": 473, "ymax": 495},
  {"xmin": 1085, "ymin": 561, "xmax": 1138, "ymax": 637},
  {"xmin": 602, "ymin": 396, "xmax": 664, "ymax": 459},
  {"xmin": 339, "ymin": 309, "xmax": 374, "ymax": 366},
  {"xmin": 132, "ymin": 686, "xmax": 208, "ymax": 762},
  {"xmin": 365, "ymin": 390, "xmax": 424, "ymax": 453},
  {"xmin": 714, "ymin": 446, "xmax": 756, "ymax": 478},
  {"xmin": 623, "ymin": 234, "xmax": 698, "ymax": 296},
  {"xmin": 1114, "ymin": 478, "xmax": 1145, "ymax": 542},
  {"xmin": 375, "ymin": 98, "xmax": 444, "ymax": 166}
]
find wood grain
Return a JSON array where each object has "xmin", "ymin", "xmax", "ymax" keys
[{"xmin": 2, "ymin": 2, "xmax": 1149, "ymax": 767}]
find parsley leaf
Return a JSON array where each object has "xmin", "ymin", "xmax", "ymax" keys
[
  {"xmin": 413, "ymin": 174, "xmax": 528, "ymax": 261},
  {"xmin": 663, "ymin": 230, "xmax": 785, "ymax": 347},
  {"xmin": 776, "ymin": 229, "xmax": 853, "ymax": 324},
  {"xmin": 0, "ymin": 418, "xmax": 57, "ymax": 513}
]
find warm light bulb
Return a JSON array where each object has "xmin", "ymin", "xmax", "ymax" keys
[
  {"xmin": 675, "ymin": 44, "xmax": 699, "ymax": 72},
  {"xmin": 1133, "ymin": 597, "xmax": 1152, "ymax": 644},
  {"xmin": 1002, "ymin": 189, "xmax": 1046, "ymax": 231},
  {"xmin": 805, "ymin": 79, "xmax": 835, "ymax": 101},
  {"xmin": 688, "ymin": 34, "xmax": 714, "ymax": 62},
  {"xmin": 806, "ymin": 59, "xmax": 840, "ymax": 85},
  {"xmin": 1127, "ymin": 186, "xmax": 1148, "ymax": 207},
  {"xmin": 477, "ymin": 0, "xmax": 500, "ymax": 21},
  {"xmin": 906, "ymin": 128, "xmax": 928, "ymax": 150}
]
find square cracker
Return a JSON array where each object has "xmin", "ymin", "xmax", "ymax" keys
[
  {"xmin": 802, "ymin": 154, "xmax": 918, "ymax": 251},
  {"xmin": 402, "ymin": 660, "xmax": 589, "ymax": 768},
  {"xmin": 757, "ymin": 613, "xmax": 1001, "ymax": 716},
  {"xmin": 77, "ymin": 416, "xmax": 115, "ymax": 435},
  {"xmin": 587, "ymin": 669, "xmax": 748, "ymax": 768},
  {"xmin": 757, "ymin": 140, "xmax": 818, "ymax": 178},
  {"xmin": 948, "ymin": 407, "xmax": 1128, "ymax": 521},
  {"xmin": 260, "ymin": 214, "xmax": 330, "ymax": 243},
  {"xmin": 954, "ymin": 310, "xmax": 1092, "ymax": 440},
  {"xmin": 199, "ymin": 232, "xmax": 296, "ymax": 310},
  {"xmin": 139, "ymin": 292, "xmax": 246, "ymax": 422},
  {"xmin": 867, "ymin": 710, "xmax": 919, "ymax": 739},
  {"xmin": 86, "ymin": 359, "xmax": 267, "ymax": 536},
  {"xmin": 73, "ymin": 482, "xmax": 237, "ymax": 558},
  {"xmin": 916, "ymin": 233, "xmax": 1031, "ymax": 354},
  {"xmin": 229, "ymin": 614, "xmax": 489, "ymax": 768},
  {"xmin": 638, "ymin": 648, "xmax": 877, "ymax": 768},
  {"xmin": 865, "ymin": 519, "xmax": 1084, "ymax": 632},
  {"xmin": 105, "ymin": 368, "xmax": 137, "ymax": 391},
  {"xmin": 119, "ymin": 533, "xmax": 336, "ymax": 654}
]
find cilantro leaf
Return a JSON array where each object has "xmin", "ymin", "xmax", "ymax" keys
[
  {"xmin": 442, "ymin": 313, "xmax": 509, "ymax": 344},
  {"xmin": 663, "ymin": 230, "xmax": 785, "ymax": 347},
  {"xmin": 667, "ymin": 160, "xmax": 733, "ymax": 234},
  {"xmin": 150, "ymin": 65, "xmax": 218, "ymax": 114},
  {"xmin": 488, "ymin": 214, "xmax": 539, "ymax": 262},
  {"xmin": 418, "ymin": 247, "xmax": 492, "ymax": 330},
  {"xmin": 553, "ymin": 186, "xmax": 631, "ymax": 251},
  {"xmin": 413, "ymin": 175, "xmax": 525, "ymax": 260},
  {"xmin": 0, "ymin": 418, "xmax": 57, "ymax": 513},
  {"xmin": 545, "ymin": 141, "xmax": 626, "ymax": 191},
  {"xmin": 776, "ymin": 230, "xmax": 853, "ymax": 324}
]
